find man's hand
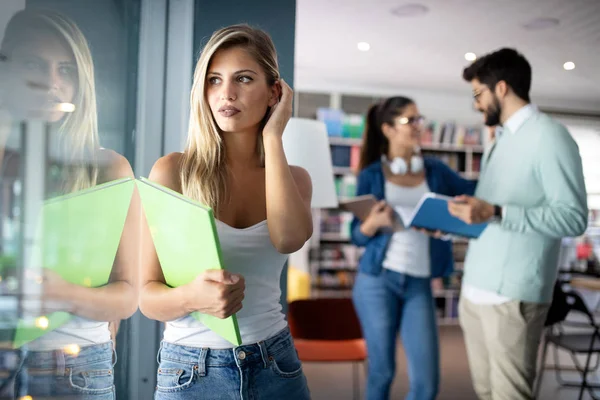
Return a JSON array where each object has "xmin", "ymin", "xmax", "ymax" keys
[{"xmin": 448, "ymin": 195, "xmax": 495, "ymax": 224}]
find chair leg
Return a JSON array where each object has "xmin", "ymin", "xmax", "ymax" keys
[
  {"xmin": 534, "ymin": 335, "xmax": 550, "ymax": 398},
  {"xmin": 580, "ymin": 350, "xmax": 595, "ymax": 400},
  {"xmin": 353, "ymin": 362, "xmax": 360, "ymax": 400},
  {"xmin": 553, "ymin": 342, "xmax": 571, "ymax": 387}
]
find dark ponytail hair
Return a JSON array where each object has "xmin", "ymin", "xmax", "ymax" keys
[{"xmin": 359, "ymin": 96, "xmax": 415, "ymax": 170}]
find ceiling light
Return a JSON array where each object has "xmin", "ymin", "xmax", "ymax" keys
[
  {"xmin": 563, "ymin": 61, "xmax": 575, "ymax": 71},
  {"xmin": 523, "ymin": 17, "xmax": 560, "ymax": 31},
  {"xmin": 391, "ymin": 3, "xmax": 429, "ymax": 18},
  {"xmin": 357, "ymin": 42, "xmax": 370, "ymax": 52},
  {"xmin": 465, "ymin": 52, "xmax": 477, "ymax": 61}
]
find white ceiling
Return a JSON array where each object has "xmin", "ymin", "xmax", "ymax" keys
[{"xmin": 295, "ymin": 0, "xmax": 600, "ymax": 112}]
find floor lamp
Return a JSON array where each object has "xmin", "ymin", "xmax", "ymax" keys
[{"xmin": 282, "ymin": 118, "xmax": 338, "ymax": 307}]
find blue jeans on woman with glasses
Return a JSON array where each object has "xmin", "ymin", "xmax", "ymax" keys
[{"xmin": 353, "ymin": 270, "xmax": 440, "ymax": 400}]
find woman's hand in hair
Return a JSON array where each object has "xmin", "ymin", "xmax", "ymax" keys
[
  {"xmin": 183, "ymin": 270, "xmax": 245, "ymax": 319},
  {"xmin": 360, "ymin": 200, "xmax": 394, "ymax": 237},
  {"xmin": 263, "ymin": 79, "xmax": 293, "ymax": 139}
]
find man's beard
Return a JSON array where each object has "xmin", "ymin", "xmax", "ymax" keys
[{"xmin": 483, "ymin": 96, "xmax": 502, "ymax": 127}]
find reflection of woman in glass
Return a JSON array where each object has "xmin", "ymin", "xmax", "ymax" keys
[{"xmin": 0, "ymin": 9, "xmax": 138, "ymax": 399}]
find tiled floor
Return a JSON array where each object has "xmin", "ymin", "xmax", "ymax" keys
[{"xmin": 303, "ymin": 325, "xmax": 598, "ymax": 399}]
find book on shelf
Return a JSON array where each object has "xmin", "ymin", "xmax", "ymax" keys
[
  {"xmin": 330, "ymin": 145, "xmax": 352, "ymax": 168},
  {"xmin": 464, "ymin": 127, "xmax": 483, "ymax": 146},
  {"xmin": 317, "ymin": 108, "xmax": 345, "ymax": 137},
  {"xmin": 441, "ymin": 123, "xmax": 455, "ymax": 145},
  {"xmin": 422, "ymin": 152, "xmax": 460, "ymax": 171},
  {"xmin": 317, "ymin": 107, "xmax": 365, "ymax": 139},
  {"xmin": 350, "ymin": 146, "xmax": 361, "ymax": 171},
  {"xmin": 335, "ymin": 175, "xmax": 357, "ymax": 198},
  {"xmin": 472, "ymin": 154, "xmax": 482, "ymax": 173},
  {"xmin": 343, "ymin": 114, "xmax": 365, "ymax": 138}
]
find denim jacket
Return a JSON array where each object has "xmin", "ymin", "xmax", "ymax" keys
[{"xmin": 350, "ymin": 158, "xmax": 477, "ymax": 278}]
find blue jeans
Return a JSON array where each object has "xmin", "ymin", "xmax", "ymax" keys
[
  {"xmin": 16, "ymin": 341, "xmax": 115, "ymax": 399},
  {"xmin": 155, "ymin": 327, "xmax": 310, "ymax": 400},
  {"xmin": 353, "ymin": 270, "xmax": 439, "ymax": 400}
]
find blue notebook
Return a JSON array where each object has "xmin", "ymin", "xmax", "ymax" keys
[{"xmin": 399, "ymin": 193, "xmax": 488, "ymax": 239}]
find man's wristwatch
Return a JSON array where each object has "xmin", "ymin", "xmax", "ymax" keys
[{"xmin": 492, "ymin": 204, "xmax": 502, "ymax": 222}]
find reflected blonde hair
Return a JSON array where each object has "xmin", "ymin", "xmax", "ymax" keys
[
  {"xmin": 1, "ymin": 9, "xmax": 99, "ymax": 193},
  {"xmin": 180, "ymin": 24, "xmax": 279, "ymax": 214}
]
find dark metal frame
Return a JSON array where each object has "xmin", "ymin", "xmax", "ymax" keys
[{"xmin": 537, "ymin": 290, "xmax": 600, "ymax": 400}]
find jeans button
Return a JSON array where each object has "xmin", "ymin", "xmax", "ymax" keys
[{"xmin": 238, "ymin": 351, "xmax": 246, "ymax": 360}]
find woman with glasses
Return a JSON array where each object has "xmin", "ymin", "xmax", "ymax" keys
[{"xmin": 351, "ymin": 96, "xmax": 476, "ymax": 400}]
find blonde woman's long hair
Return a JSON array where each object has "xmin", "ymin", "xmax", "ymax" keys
[
  {"xmin": 1, "ymin": 9, "xmax": 100, "ymax": 193},
  {"xmin": 181, "ymin": 24, "xmax": 279, "ymax": 214}
]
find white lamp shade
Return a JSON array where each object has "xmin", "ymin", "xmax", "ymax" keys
[{"xmin": 282, "ymin": 118, "xmax": 339, "ymax": 208}]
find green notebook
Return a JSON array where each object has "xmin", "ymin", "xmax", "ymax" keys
[
  {"xmin": 13, "ymin": 177, "xmax": 135, "ymax": 348},
  {"xmin": 136, "ymin": 177, "xmax": 242, "ymax": 346}
]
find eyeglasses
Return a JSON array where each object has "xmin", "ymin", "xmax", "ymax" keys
[
  {"xmin": 472, "ymin": 86, "xmax": 490, "ymax": 101},
  {"xmin": 397, "ymin": 115, "xmax": 425, "ymax": 127}
]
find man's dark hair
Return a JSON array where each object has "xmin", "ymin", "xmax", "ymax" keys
[{"xmin": 463, "ymin": 48, "xmax": 532, "ymax": 102}]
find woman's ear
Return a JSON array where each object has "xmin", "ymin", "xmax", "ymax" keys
[
  {"xmin": 268, "ymin": 80, "xmax": 281, "ymax": 107},
  {"xmin": 381, "ymin": 122, "xmax": 395, "ymax": 140}
]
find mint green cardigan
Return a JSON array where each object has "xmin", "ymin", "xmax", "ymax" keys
[{"xmin": 463, "ymin": 112, "xmax": 588, "ymax": 303}]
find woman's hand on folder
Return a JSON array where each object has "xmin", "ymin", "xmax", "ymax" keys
[
  {"xmin": 185, "ymin": 270, "xmax": 246, "ymax": 319},
  {"xmin": 361, "ymin": 200, "xmax": 394, "ymax": 236},
  {"xmin": 448, "ymin": 195, "xmax": 494, "ymax": 224}
]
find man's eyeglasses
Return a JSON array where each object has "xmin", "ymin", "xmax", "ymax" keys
[
  {"xmin": 397, "ymin": 115, "xmax": 425, "ymax": 127},
  {"xmin": 472, "ymin": 86, "xmax": 490, "ymax": 101}
]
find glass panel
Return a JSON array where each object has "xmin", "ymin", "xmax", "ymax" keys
[{"xmin": 0, "ymin": 1, "xmax": 140, "ymax": 398}]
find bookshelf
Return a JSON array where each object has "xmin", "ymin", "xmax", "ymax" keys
[{"xmin": 295, "ymin": 91, "xmax": 483, "ymax": 324}]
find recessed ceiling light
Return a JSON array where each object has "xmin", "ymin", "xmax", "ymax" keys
[
  {"xmin": 391, "ymin": 3, "xmax": 429, "ymax": 18},
  {"xmin": 563, "ymin": 61, "xmax": 575, "ymax": 71},
  {"xmin": 465, "ymin": 52, "xmax": 477, "ymax": 61},
  {"xmin": 523, "ymin": 17, "xmax": 560, "ymax": 31},
  {"xmin": 357, "ymin": 42, "xmax": 371, "ymax": 52}
]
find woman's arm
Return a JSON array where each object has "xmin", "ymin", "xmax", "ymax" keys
[
  {"xmin": 137, "ymin": 153, "xmax": 245, "ymax": 322},
  {"xmin": 439, "ymin": 160, "xmax": 477, "ymax": 196},
  {"xmin": 42, "ymin": 152, "xmax": 139, "ymax": 321},
  {"xmin": 263, "ymin": 80, "xmax": 313, "ymax": 254},
  {"xmin": 350, "ymin": 170, "xmax": 393, "ymax": 246}
]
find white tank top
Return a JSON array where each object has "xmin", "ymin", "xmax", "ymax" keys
[
  {"xmin": 382, "ymin": 180, "xmax": 431, "ymax": 277},
  {"xmin": 163, "ymin": 219, "xmax": 288, "ymax": 348},
  {"xmin": 27, "ymin": 319, "xmax": 110, "ymax": 351}
]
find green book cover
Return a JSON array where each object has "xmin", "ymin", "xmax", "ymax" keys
[
  {"xmin": 136, "ymin": 177, "xmax": 242, "ymax": 346},
  {"xmin": 13, "ymin": 177, "xmax": 135, "ymax": 348}
]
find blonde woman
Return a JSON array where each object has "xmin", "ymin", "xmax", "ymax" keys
[
  {"xmin": 139, "ymin": 24, "xmax": 312, "ymax": 399},
  {"xmin": 0, "ymin": 9, "xmax": 138, "ymax": 399}
]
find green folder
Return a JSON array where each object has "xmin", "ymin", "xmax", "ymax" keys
[
  {"xmin": 136, "ymin": 177, "xmax": 242, "ymax": 346},
  {"xmin": 13, "ymin": 177, "xmax": 135, "ymax": 348}
]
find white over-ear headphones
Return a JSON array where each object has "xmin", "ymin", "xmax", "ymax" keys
[{"xmin": 382, "ymin": 148, "xmax": 424, "ymax": 175}]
